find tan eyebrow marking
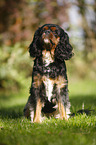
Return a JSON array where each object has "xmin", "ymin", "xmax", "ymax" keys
[
  {"xmin": 50, "ymin": 27, "xmax": 56, "ymax": 31},
  {"xmin": 43, "ymin": 26, "xmax": 49, "ymax": 30}
]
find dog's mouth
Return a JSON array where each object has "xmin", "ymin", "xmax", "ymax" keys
[{"xmin": 44, "ymin": 38, "xmax": 50, "ymax": 44}]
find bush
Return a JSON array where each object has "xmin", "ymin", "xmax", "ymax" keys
[{"xmin": 0, "ymin": 42, "xmax": 33, "ymax": 91}]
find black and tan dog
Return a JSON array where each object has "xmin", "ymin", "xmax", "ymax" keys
[{"xmin": 24, "ymin": 24, "xmax": 73, "ymax": 123}]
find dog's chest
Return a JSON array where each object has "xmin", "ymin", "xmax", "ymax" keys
[
  {"xmin": 42, "ymin": 50, "xmax": 54, "ymax": 66},
  {"xmin": 42, "ymin": 50, "xmax": 54, "ymax": 101},
  {"xmin": 43, "ymin": 76, "xmax": 54, "ymax": 102}
]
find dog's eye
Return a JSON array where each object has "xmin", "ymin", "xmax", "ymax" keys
[
  {"xmin": 51, "ymin": 28, "xmax": 58, "ymax": 35},
  {"xmin": 54, "ymin": 30, "xmax": 58, "ymax": 34},
  {"xmin": 52, "ymin": 30, "xmax": 59, "ymax": 37}
]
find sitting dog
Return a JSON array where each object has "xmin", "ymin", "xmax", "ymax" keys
[{"xmin": 24, "ymin": 24, "xmax": 73, "ymax": 123}]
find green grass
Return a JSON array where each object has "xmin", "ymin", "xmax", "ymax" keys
[{"xmin": 0, "ymin": 79, "xmax": 96, "ymax": 145}]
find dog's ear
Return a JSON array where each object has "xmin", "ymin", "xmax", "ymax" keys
[
  {"xmin": 55, "ymin": 30, "xmax": 74, "ymax": 61},
  {"xmin": 29, "ymin": 27, "xmax": 41, "ymax": 58}
]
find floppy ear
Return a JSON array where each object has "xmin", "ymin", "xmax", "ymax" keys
[
  {"xmin": 29, "ymin": 27, "xmax": 41, "ymax": 58},
  {"xmin": 55, "ymin": 30, "xmax": 73, "ymax": 61}
]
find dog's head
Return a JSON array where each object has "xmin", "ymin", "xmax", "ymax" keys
[{"xmin": 29, "ymin": 24, "xmax": 73, "ymax": 61}]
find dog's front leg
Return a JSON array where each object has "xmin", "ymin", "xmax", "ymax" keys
[
  {"xmin": 58, "ymin": 99, "xmax": 68, "ymax": 121},
  {"xmin": 32, "ymin": 74, "xmax": 43, "ymax": 123},
  {"xmin": 34, "ymin": 98, "xmax": 42, "ymax": 123},
  {"xmin": 56, "ymin": 76, "xmax": 68, "ymax": 121}
]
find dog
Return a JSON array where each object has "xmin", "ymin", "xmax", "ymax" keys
[{"xmin": 24, "ymin": 24, "xmax": 73, "ymax": 123}]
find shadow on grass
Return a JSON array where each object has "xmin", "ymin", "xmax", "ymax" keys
[
  {"xmin": 0, "ymin": 105, "xmax": 24, "ymax": 119},
  {"xmin": 0, "ymin": 92, "xmax": 25, "ymax": 119},
  {"xmin": 70, "ymin": 94, "xmax": 96, "ymax": 114},
  {"xmin": 0, "ymin": 94, "xmax": 96, "ymax": 119}
]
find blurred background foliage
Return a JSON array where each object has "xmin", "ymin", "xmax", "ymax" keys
[{"xmin": 0, "ymin": 0, "xmax": 96, "ymax": 91}]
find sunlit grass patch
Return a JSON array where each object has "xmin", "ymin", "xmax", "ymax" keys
[{"xmin": 0, "ymin": 79, "xmax": 96, "ymax": 145}]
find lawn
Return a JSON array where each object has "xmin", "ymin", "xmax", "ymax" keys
[{"xmin": 0, "ymin": 79, "xmax": 96, "ymax": 145}]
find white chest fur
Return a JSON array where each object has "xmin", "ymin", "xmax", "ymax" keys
[
  {"xmin": 43, "ymin": 76, "xmax": 54, "ymax": 102},
  {"xmin": 42, "ymin": 50, "xmax": 54, "ymax": 66},
  {"xmin": 42, "ymin": 50, "xmax": 54, "ymax": 101}
]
